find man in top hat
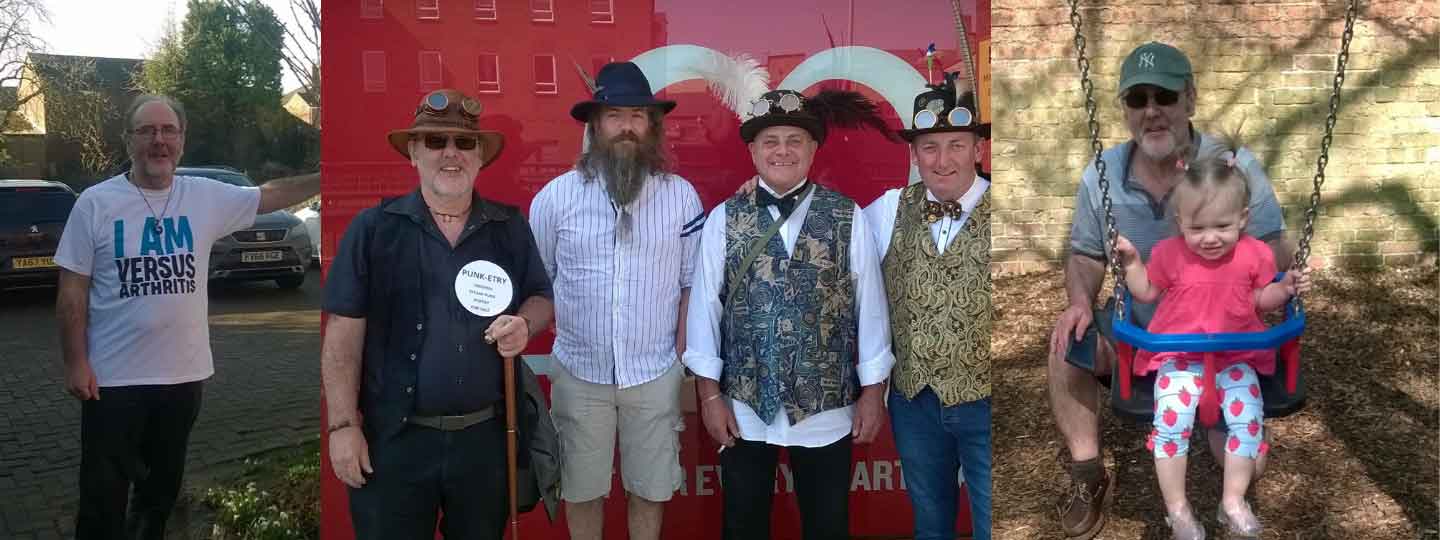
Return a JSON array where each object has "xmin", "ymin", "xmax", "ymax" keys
[
  {"xmin": 1046, "ymin": 42, "xmax": 1288, "ymax": 539},
  {"xmin": 684, "ymin": 88, "xmax": 896, "ymax": 540},
  {"xmin": 863, "ymin": 72, "xmax": 993, "ymax": 540},
  {"xmin": 528, "ymin": 61, "xmax": 704, "ymax": 540},
  {"xmin": 321, "ymin": 89, "xmax": 556, "ymax": 539}
]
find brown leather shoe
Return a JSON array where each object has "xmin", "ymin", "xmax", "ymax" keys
[{"xmin": 1056, "ymin": 456, "xmax": 1115, "ymax": 540}]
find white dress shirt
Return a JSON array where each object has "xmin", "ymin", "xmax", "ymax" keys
[
  {"xmin": 863, "ymin": 178, "xmax": 990, "ymax": 258},
  {"xmin": 684, "ymin": 180, "xmax": 895, "ymax": 448},
  {"xmin": 530, "ymin": 170, "xmax": 705, "ymax": 388}
]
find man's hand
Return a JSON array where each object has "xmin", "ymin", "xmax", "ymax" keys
[
  {"xmin": 735, "ymin": 175, "xmax": 759, "ymax": 197},
  {"xmin": 485, "ymin": 315, "xmax": 529, "ymax": 357},
  {"xmin": 65, "ymin": 360, "xmax": 99, "ymax": 401},
  {"xmin": 329, "ymin": 425, "xmax": 373, "ymax": 488},
  {"xmin": 851, "ymin": 384, "xmax": 887, "ymax": 443},
  {"xmin": 700, "ymin": 393, "xmax": 741, "ymax": 447},
  {"xmin": 1049, "ymin": 304, "xmax": 1093, "ymax": 364}
]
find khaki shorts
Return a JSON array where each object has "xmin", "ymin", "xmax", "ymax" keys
[{"xmin": 550, "ymin": 360, "xmax": 684, "ymax": 503}]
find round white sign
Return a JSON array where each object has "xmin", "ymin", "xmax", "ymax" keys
[{"xmin": 454, "ymin": 260, "xmax": 513, "ymax": 317}]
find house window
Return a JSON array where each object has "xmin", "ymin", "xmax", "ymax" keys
[
  {"xmin": 474, "ymin": 0, "xmax": 496, "ymax": 20},
  {"xmin": 361, "ymin": 0, "xmax": 383, "ymax": 19},
  {"xmin": 589, "ymin": 0, "xmax": 613, "ymax": 24},
  {"xmin": 533, "ymin": 55, "xmax": 557, "ymax": 94},
  {"xmin": 478, "ymin": 54, "xmax": 500, "ymax": 93},
  {"xmin": 417, "ymin": 0, "xmax": 439, "ymax": 19},
  {"xmin": 530, "ymin": 0, "xmax": 554, "ymax": 22},
  {"xmin": 419, "ymin": 51, "xmax": 443, "ymax": 91},
  {"xmin": 362, "ymin": 51, "xmax": 387, "ymax": 92}
]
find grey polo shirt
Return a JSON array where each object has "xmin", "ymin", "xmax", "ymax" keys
[{"xmin": 1068, "ymin": 129, "xmax": 1285, "ymax": 326}]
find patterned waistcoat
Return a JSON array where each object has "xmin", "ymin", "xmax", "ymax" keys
[
  {"xmin": 720, "ymin": 185, "xmax": 859, "ymax": 425},
  {"xmin": 883, "ymin": 183, "xmax": 992, "ymax": 406}
]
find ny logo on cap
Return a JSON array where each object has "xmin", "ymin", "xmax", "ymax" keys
[{"xmin": 1139, "ymin": 52, "xmax": 1156, "ymax": 69}]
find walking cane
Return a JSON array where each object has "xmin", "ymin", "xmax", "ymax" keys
[{"xmin": 503, "ymin": 353, "xmax": 521, "ymax": 539}]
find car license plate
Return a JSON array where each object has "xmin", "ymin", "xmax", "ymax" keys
[
  {"xmin": 12, "ymin": 256, "xmax": 57, "ymax": 269},
  {"xmin": 241, "ymin": 251, "xmax": 284, "ymax": 263}
]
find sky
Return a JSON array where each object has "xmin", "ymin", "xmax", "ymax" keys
[{"xmin": 34, "ymin": 0, "xmax": 315, "ymax": 91}]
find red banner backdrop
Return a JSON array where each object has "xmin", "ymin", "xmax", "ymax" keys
[{"xmin": 321, "ymin": 1, "xmax": 989, "ymax": 538}]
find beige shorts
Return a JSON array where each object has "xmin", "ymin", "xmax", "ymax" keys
[{"xmin": 550, "ymin": 360, "xmax": 684, "ymax": 503}]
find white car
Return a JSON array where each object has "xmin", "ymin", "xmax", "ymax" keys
[{"xmin": 293, "ymin": 201, "xmax": 321, "ymax": 267}]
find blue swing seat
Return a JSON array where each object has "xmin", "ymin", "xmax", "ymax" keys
[{"xmin": 1109, "ymin": 272, "xmax": 1307, "ymax": 424}]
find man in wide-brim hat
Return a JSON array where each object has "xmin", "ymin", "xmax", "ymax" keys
[
  {"xmin": 864, "ymin": 71, "xmax": 995, "ymax": 540},
  {"xmin": 322, "ymin": 88, "xmax": 557, "ymax": 540},
  {"xmin": 530, "ymin": 61, "xmax": 702, "ymax": 540},
  {"xmin": 684, "ymin": 87, "xmax": 896, "ymax": 539}
]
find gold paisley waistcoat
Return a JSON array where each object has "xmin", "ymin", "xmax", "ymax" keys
[
  {"xmin": 883, "ymin": 183, "xmax": 992, "ymax": 406},
  {"xmin": 720, "ymin": 185, "xmax": 859, "ymax": 425}
]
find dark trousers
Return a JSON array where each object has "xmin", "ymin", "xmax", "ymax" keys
[
  {"xmin": 349, "ymin": 418, "xmax": 509, "ymax": 540},
  {"xmin": 75, "ymin": 381, "xmax": 204, "ymax": 540},
  {"xmin": 720, "ymin": 436, "xmax": 853, "ymax": 540}
]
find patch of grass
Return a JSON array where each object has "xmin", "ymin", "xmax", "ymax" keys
[{"xmin": 202, "ymin": 438, "xmax": 320, "ymax": 540}]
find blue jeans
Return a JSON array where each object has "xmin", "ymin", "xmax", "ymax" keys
[{"xmin": 889, "ymin": 389, "xmax": 991, "ymax": 540}]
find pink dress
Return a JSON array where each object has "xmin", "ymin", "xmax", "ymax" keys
[{"xmin": 1136, "ymin": 234, "xmax": 1278, "ymax": 377}]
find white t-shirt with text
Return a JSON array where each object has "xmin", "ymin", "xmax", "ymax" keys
[{"xmin": 55, "ymin": 174, "xmax": 260, "ymax": 386}]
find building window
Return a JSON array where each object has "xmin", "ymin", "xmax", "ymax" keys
[
  {"xmin": 474, "ymin": 0, "xmax": 496, "ymax": 20},
  {"xmin": 419, "ymin": 51, "xmax": 443, "ymax": 91},
  {"xmin": 478, "ymin": 54, "xmax": 500, "ymax": 93},
  {"xmin": 361, "ymin": 0, "xmax": 383, "ymax": 19},
  {"xmin": 362, "ymin": 51, "xmax": 387, "ymax": 92},
  {"xmin": 534, "ymin": 55, "xmax": 557, "ymax": 94},
  {"xmin": 589, "ymin": 0, "xmax": 613, "ymax": 24},
  {"xmin": 530, "ymin": 0, "xmax": 554, "ymax": 22},
  {"xmin": 417, "ymin": 0, "xmax": 439, "ymax": 19}
]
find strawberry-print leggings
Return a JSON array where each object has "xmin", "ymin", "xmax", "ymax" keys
[{"xmin": 1147, "ymin": 358, "xmax": 1267, "ymax": 459}]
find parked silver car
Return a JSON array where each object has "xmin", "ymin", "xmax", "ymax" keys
[{"xmin": 176, "ymin": 167, "xmax": 313, "ymax": 289}]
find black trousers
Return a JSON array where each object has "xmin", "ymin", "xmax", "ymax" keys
[
  {"xmin": 349, "ymin": 417, "xmax": 510, "ymax": 540},
  {"xmin": 720, "ymin": 435, "xmax": 853, "ymax": 540},
  {"xmin": 75, "ymin": 381, "xmax": 204, "ymax": 540}
]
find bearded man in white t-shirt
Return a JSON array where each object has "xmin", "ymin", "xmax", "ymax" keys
[{"xmin": 53, "ymin": 94, "xmax": 319, "ymax": 540}]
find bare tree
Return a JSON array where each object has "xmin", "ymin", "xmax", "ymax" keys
[
  {"xmin": 281, "ymin": 0, "xmax": 319, "ymax": 105},
  {"xmin": 0, "ymin": 0, "xmax": 50, "ymax": 131}
]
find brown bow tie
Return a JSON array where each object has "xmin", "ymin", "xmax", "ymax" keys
[{"xmin": 924, "ymin": 200, "xmax": 963, "ymax": 224}]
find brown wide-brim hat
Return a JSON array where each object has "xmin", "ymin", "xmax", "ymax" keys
[{"xmin": 386, "ymin": 89, "xmax": 505, "ymax": 165}]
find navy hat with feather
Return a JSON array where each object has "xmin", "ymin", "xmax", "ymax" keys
[{"xmin": 569, "ymin": 62, "xmax": 676, "ymax": 122}]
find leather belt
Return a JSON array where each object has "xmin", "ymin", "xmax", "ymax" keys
[{"xmin": 407, "ymin": 405, "xmax": 497, "ymax": 431}]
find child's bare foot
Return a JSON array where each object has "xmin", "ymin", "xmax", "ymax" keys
[
  {"xmin": 1217, "ymin": 498, "xmax": 1261, "ymax": 538},
  {"xmin": 1165, "ymin": 507, "xmax": 1206, "ymax": 540}
]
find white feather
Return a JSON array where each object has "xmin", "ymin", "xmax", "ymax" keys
[{"xmin": 631, "ymin": 46, "xmax": 770, "ymax": 120}]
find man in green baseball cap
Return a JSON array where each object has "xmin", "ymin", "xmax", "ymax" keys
[{"xmin": 1046, "ymin": 41, "xmax": 1291, "ymax": 540}]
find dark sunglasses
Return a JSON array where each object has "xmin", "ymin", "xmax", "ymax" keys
[
  {"xmin": 420, "ymin": 134, "xmax": 480, "ymax": 151},
  {"xmin": 1123, "ymin": 88, "xmax": 1180, "ymax": 109}
]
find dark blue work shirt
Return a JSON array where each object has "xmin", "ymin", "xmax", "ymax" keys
[{"xmin": 323, "ymin": 190, "xmax": 552, "ymax": 439}]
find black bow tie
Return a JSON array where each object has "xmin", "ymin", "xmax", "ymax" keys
[
  {"xmin": 925, "ymin": 200, "xmax": 964, "ymax": 224},
  {"xmin": 757, "ymin": 183, "xmax": 808, "ymax": 219}
]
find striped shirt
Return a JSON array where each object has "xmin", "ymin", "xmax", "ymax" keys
[{"xmin": 530, "ymin": 169, "xmax": 705, "ymax": 388}]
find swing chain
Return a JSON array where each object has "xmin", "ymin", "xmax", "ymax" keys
[
  {"xmin": 1067, "ymin": 0, "xmax": 1127, "ymax": 319},
  {"xmin": 1295, "ymin": 0, "xmax": 1359, "ymax": 276}
]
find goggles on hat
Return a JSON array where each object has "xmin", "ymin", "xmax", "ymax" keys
[
  {"xmin": 913, "ymin": 106, "xmax": 974, "ymax": 130},
  {"xmin": 416, "ymin": 133, "xmax": 480, "ymax": 151},
  {"xmin": 749, "ymin": 92, "xmax": 804, "ymax": 119},
  {"xmin": 417, "ymin": 91, "xmax": 483, "ymax": 119},
  {"xmin": 1122, "ymin": 88, "xmax": 1180, "ymax": 109}
]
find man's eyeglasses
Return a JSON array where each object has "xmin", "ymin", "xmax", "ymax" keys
[
  {"xmin": 418, "ymin": 134, "xmax": 480, "ymax": 151},
  {"xmin": 130, "ymin": 125, "xmax": 184, "ymax": 140},
  {"xmin": 1123, "ymin": 88, "xmax": 1180, "ymax": 109}
]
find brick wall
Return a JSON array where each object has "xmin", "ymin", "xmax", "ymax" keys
[{"xmin": 991, "ymin": 0, "xmax": 1439, "ymax": 274}]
